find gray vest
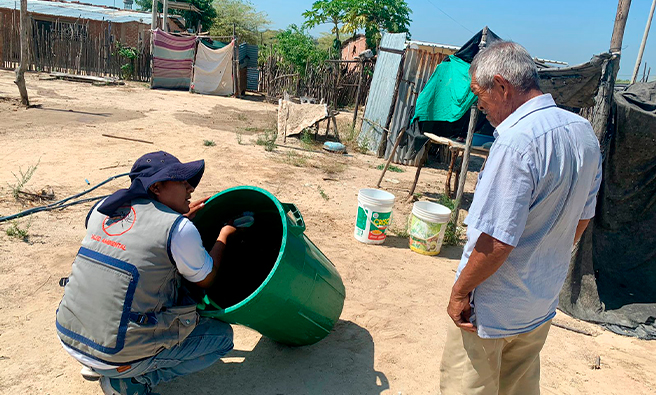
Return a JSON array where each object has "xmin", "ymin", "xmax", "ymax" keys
[{"xmin": 56, "ymin": 198, "xmax": 199, "ymax": 365}]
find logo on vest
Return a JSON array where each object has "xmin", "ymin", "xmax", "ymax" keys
[{"xmin": 102, "ymin": 206, "xmax": 136, "ymax": 236}]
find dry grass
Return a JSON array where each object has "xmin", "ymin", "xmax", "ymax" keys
[
  {"xmin": 275, "ymin": 150, "xmax": 349, "ymax": 175},
  {"xmin": 276, "ymin": 151, "xmax": 310, "ymax": 167},
  {"xmin": 312, "ymin": 160, "xmax": 347, "ymax": 175}
]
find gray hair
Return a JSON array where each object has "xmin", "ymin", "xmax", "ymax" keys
[{"xmin": 469, "ymin": 41, "xmax": 540, "ymax": 93}]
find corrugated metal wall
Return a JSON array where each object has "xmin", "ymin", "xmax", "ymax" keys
[
  {"xmin": 358, "ymin": 33, "xmax": 407, "ymax": 152},
  {"xmin": 239, "ymin": 43, "xmax": 259, "ymax": 91},
  {"xmin": 384, "ymin": 44, "xmax": 454, "ymax": 165}
]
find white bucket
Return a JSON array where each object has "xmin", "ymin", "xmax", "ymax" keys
[
  {"xmin": 354, "ymin": 188, "xmax": 395, "ymax": 244},
  {"xmin": 408, "ymin": 201, "xmax": 452, "ymax": 255}
]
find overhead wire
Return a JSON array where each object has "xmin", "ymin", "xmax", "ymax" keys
[{"xmin": 425, "ymin": 0, "xmax": 474, "ymax": 34}]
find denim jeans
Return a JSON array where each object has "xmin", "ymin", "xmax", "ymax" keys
[{"xmin": 95, "ymin": 318, "xmax": 234, "ymax": 388}]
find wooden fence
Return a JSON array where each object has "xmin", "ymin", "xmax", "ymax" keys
[
  {"xmin": 259, "ymin": 55, "xmax": 374, "ymax": 108},
  {"xmin": 1, "ymin": 15, "xmax": 151, "ymax": 81}
]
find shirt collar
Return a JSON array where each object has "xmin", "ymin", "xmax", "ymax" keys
[{"xmin": 493, "ymin": 94, "xmax": 557, "ymax": 138}]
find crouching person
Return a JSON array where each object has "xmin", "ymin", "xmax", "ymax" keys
[{"xmin": 56, "ymin": 151, "xmax": 236, "ymax": 395}]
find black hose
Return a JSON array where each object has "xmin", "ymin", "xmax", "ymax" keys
[{"xmin": 0, "ymin": 173, "xmax": 130, "ymax": 223}]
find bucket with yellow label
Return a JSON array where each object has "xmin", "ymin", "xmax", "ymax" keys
[{"xmin": 408, "ymin": 201, "xmax": 452, "ymax": 255}]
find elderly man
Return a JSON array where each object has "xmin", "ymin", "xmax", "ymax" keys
[{"xmin": 439, "ymin": 41, "xmax": 602, "ymax": 394}]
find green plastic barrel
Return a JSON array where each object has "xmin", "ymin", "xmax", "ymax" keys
[{"xmin": 191, "ymin": 186, "xmax": 346, "ymax": 346}]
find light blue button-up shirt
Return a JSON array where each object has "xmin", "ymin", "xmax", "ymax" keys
[{"xmin": 457, "ymin": 94, "xmax": 602, "ymax": 338}]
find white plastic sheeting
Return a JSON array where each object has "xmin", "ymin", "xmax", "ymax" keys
[{"xmin": 191, "ymin": 41, "xmax": 234, "ymax": 96}]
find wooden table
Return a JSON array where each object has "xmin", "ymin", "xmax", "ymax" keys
[{"xmin": 424, "ymin": 133, "xmax": 490, "ymax": 197}]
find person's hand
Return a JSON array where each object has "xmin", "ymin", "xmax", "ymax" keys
[
  {"xmin": 447, "ymin": 290, "xmax": 476, "ymax": 333},
  {"xmin": 218, "ymin": 224, "xmax": 238, "ymax": 240},
  {"xmin": 185, "ymin": 196, "xmax": 211, "ymax": 220}
]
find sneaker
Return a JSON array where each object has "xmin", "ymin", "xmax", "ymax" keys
[
  {"xmin": 80, "ymin": 366, "xmax": 101, "ymax": 381},
  {"xmin": 99, "ymin": 376, "xmax": 152, "ymax": 395}
]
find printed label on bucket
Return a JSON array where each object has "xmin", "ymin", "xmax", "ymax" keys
[
  {"xmin": 356, "ymin": 207, "xmax": 367, "ymax": 231},
  {"xmin": 409, "ymin": 234, "xmax": 443, "ymax": 253},
  {"xmin": 368, "ymin": 211, "xmax": 391, "ymax": 240},
  {"xmin": 408, "ymin": 213, "xmax": 445, "ymax": 254}
]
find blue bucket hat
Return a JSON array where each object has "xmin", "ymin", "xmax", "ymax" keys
[{"xmin": 97, "ymin": 151, "xmax": 205, "ymax": 216}]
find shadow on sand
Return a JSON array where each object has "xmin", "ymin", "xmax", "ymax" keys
[{"xmin": 159, "ymin": 320, "xmax": 389, "ymax": 395}]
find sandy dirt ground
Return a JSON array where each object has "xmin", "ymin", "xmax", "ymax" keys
[{"xmin": 0, "ymin": 69, "xmax": 654, "ymax": 395}]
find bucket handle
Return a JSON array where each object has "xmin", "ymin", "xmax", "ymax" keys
[{"xmin": 282, "ymin": 203, "xmax": 306, "ymax": 235}]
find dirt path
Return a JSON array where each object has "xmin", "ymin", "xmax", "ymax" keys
[{"xmin": 0, "ymin": 70, "xmax": 654, "ymax": 394}]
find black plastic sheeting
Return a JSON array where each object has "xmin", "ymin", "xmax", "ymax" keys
[
  {"xmin": 538, "ymin": 53, "xmax": 610, "ymax": 108},
  {"xmin": 453, "ymin": 28, "xmax": 502, "ymax": 63},
  {"xmin": 559, "ymin": 82, "xmax": 656, "ymax": 339}
]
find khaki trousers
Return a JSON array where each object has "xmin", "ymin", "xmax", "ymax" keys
[{"xmin": 439, "ymin": 320, "xmax": 552, "ymax": 395}]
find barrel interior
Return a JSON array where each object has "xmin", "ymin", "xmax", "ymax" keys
[{"xmin": 194, "ymin": 190, "xmax": 284, "ymax": 309}]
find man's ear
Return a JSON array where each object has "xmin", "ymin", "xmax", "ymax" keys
[
  {"xmin": 149, "ymin": 182, "xmax": 161, "ymax": 197},
  {"xmin": 493, "ymin": 74, "xmax": 508, "ymax": 95}
]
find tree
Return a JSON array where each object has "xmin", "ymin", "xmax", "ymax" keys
[
  {"xmin": 272, "ymin": 25, "xmax": 328, "ymax": 72},
  {"xmin": 260, "ymin": 29, "xmax": 282, "ymax": 46},
  {"xmin": 209, "ymin": 0, "xmax": 270, "ymax": 44},
  {"xmin": 316, "ymin": 32, "xmax": 341, "ymax": 59},
  {"xmin": 135, "ymin": 0, "xmax": 217, "ymax": 32},
  {"xmin": 14, "ymin": 0, "xmax": 29, "ymax": 106},
  {"xmin": 317, "ymin": 32, "xmax": 336, "ymax": 52},
  {"xmin": 302, "ymin": 0, "xmax": 354, "ymax": 43},
  {"xmin": 342, "ymin": 0, "xmax": 411, "ymax": 50}
]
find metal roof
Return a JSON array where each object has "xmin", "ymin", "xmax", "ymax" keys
[
  {"xmin": 407, "ymin": 40, "xmax": 460, "ymax": 53},
  {"xmin": 0, "ymin": 0, "xmax": 151, "ymax": 24},
  {"xmin": 166, "ymin": 0, "xmax": 200, "ymax": 13}
]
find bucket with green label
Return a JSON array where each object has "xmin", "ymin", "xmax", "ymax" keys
[
  {"xmin": 354, "ymin": 188, "xmax": 395, "ymax": 245},
  {"xmin": 408, "ymin": 201, "xmax": 452, "ymax": 255}
]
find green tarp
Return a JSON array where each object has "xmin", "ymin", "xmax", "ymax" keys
[
  {"xmin": 201, "ymin": 38, "xmax": 227, "ymax": 50},
  {"xmin": 412, "ymin": 55, "xmax": 477, "ymax": 124}
]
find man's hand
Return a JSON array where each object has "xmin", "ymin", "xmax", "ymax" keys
[
  {"xmin": 185, "ymin": 196, "xmax": 211, "ymax": 220},
  {"xmin": 446, "ymin": 233, "xmax": 514, "ymax": 333},
  {"xmin": 447, "ymin": 290, "xmax": 476, "ymax": 333}
]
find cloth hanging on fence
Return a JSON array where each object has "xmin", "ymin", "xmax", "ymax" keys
[
  {"xmin": 411, "ymin": 55, "xmax": 478, "ymax": 124},
  {"xmin": 152, "ymin": 29, "xmax": 196, "ymax": 90},
  {"xmin": 277, "ymin": 99, "xmax": 328, "ymax": 139},
  {"xmin": 191, "ymin": 40, "xmax": 234, "ymax": 96}
]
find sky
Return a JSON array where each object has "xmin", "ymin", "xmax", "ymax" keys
[{"xmin": 90, "ymin": 0, "xmax": 655, "ymax": 80}]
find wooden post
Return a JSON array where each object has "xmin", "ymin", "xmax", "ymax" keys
[
  {"xmin": 591, "ymin": 0, "xmax": 632, "ymax": 146},
  {"xmin": 445, "ymin": 149, "xmax": 459, "ymax": 197},
  {"xmin": 406, "ymin": 142, "xmax": 431, "ymax": 202},
  {"xmin": 450, "ymin": 26, "xmax": 488, "ymax": 227},
  {"xmin": 150, "ymin": 0, "xmax": 157, "ymax": 29},
  {"xmin": 630, "ymin": 0, "xmax": 655, "ymax": 84},
  {"xmin": 162, "ymin": 0, "xmax": 168, "ymax": 32},
  {"xmin": 450, "ymin": 106, "xmax": 479, "ymax": 226},
  {"xmin": 352, "ymin": 59, "xmax": 365, "ymax": 130},
  {"xmin": 14, "ymin": 0, "xmax": 29, "ymax": 106},
  {"xmin": 232, "ymin": 23, "xmax": 238, "ymax": 97},
  {"xmin": 376, "ymin": 127, "xmax": 405, "ymax": 188}
]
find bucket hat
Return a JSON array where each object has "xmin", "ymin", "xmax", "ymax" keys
[{"xmin": 97, "ymin": 151, "xmax": 204, "ymax": 215}]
